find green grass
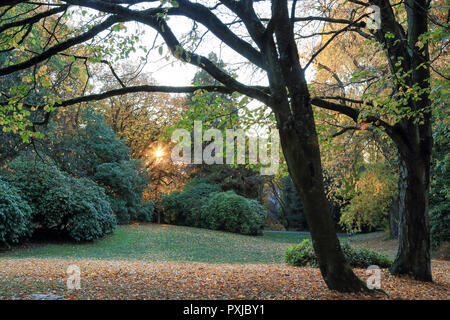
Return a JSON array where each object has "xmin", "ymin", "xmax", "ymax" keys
[
  {"xmin": 0, "ymin": 224, "xmax": 310, "ymax": 263},
  {"xmin": 0, "ymin": 224, "xmax": 380, "ymax": 264}
]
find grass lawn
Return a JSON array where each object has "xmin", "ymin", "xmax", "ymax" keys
[
  {"xmin": 0, "ymin": 223, "xmax": 312, "ymax": 263},
  {"xmin": 0, "ymin": 223, "xmax": 393, "ymax": 263}
]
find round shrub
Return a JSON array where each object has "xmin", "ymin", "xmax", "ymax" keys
[
  {"xmin": 0, "ymin": 179, "xmax": 33, "ymax": 247},
  {"xmin": 65, "ymin": 177, "xmax": 116, "ymax": 241},
  {"xmin": 284, "ymin": 239, "xmax": 318, "ymax": 267},
  {"xmin": 161, "ymin": 182, "xmax": 221, "ymax": 226},
  {"xmin": 6, "ymin": 157, "xmax": 69, "ymax": 228},
  {"xmin": 5, "ymin": 157, "xmax": 116, "ymax": 241},
  {"xmin": 284, "ymin": 239, "xmax": 392, "ymax": 268},
  {"xmin": 37, "ymin": 178, "xmax": 73, "ymax": 232},
  {"xmin": 200, "ymin": 191, "xmax": 267, "ymax": 235}
]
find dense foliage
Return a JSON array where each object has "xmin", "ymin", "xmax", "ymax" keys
[
  {"xmin": 187, "ymin": 165, "xmax": 266, "ymax": 201},
  {"xmin": 200, "ymin": 190, "xmax": 267, "ymax": 235},
  {"xmin": 339, "ymin": 164, "xmax": 397, "ymax": 233},
  {"xmin": 285, "ymin": 239, "xmax": 392, "ymax": 269},
  {"xmin": 0, "ymin": 179, "xmax": 33, "ymax": 247},
  {"xmin": 161, "ymin": 182, "xmax": 222, "ymax": 226},
  {"xmin": 277, "ymin": 174, "xmax": 342, "ymax": 231},
  {"xmin": 429, "ymin": 106, "xmax": 450, "ymax": 248},
  {"xmin": 4, "ymin": 157, "xmax": 116, "ymax": 242},
  {"xmin": 47, "ymin": 107, "xmax": 152, "ymax": 223},
  {"xmin": 162, "ymin": 181, "xmax": 266, "ymax": 235},
  {"xmin": 62, "ymin": 177, "xmax": 117, "ymax": 241},
  {"xmin": 94, "ymin": 160, "xmax": 152, "ymax": 223},
  {"xmin": 278, "ymin": 175, "xmax": 307, "ymax": 230}
]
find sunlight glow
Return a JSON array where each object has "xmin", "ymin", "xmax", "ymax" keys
[{"xmin": 154, "ymin": 147, "xmax": 165, "ymax": 159}]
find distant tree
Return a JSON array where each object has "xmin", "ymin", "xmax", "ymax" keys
[
  {"xmin": 339, "ymin": 163, "xmax": 397, "ymax": 233},
  {"xmin": 279, "ymin": 175, "xmax": 306, "ymax": 230},
  {"xmin": 44, "ymin": 107, "xmax": 152, "ymax": 223}
]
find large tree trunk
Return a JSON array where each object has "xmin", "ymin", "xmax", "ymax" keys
[
  {"xmin": 366, "ymin": 0, "xmax": 433, "ymax": 281},
  {"xmin": 264, "ymin": 0, "xmax": 365, "ymax": 292},
  {"xmin": 389, "ymin": 198, "xmax": 399, "ymax": 238},
  {"xmin": 389, "ymin": 0, "xmax": 433, "ymax": 281},
  {"xmin": 276, "ymin": 111, "xmax": 366, "ymax": 292},
  {"xmin": 390, "ymin": 151, "xmax": 432, "ymax": 281}
]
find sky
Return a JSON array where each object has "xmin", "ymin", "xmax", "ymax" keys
[
  {"xmin": 66, "ymin": 0, "xmax": 323, "ymax": 131},
  {"xmin": 69, "ymin": 1, "xmax": 319, "ymax": 89}
]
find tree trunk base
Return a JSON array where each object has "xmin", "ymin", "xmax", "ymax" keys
[
  {"xmin": 390, "ymin": 156, "xmax": 433, "ymax": 282},
  {"xmin": 390, "ymin": 259, "xmax": 433, "ymax": 282},
  {"xmin": 321, "ymin": 263, "xmax": 369, "ymax": 293}
]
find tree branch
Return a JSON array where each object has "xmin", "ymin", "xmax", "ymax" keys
[
  {"xmin": 311, "ymin": 97, "xmax": 395, "ymax": 137},
  {"xmin": 0, "ymin": 4, "xmax": 69, "ymax": 34},
  {"xmin": 33, "ymin": 84, "xmax": 268, "ymax": 111},
  {"xmin": 0, "ymin": 15, "xmax": 125, "ymax": 76}
]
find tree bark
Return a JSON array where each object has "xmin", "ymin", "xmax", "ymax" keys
[
  {"xmin": 389, "ymin": 198, "xmax": 399, "ymax": 238},
  {"xmin": 390, "ymin": 151, "xmax": 432, "ymax": 281},
  {"xmin": 276, "ymin": 107, "xmax": 366, "ymax": 292},
  {"xmin": 367, "ymin": 0, "xmax": 433, "ymax": 281},
  {"xmin": 263, "ymin": 0, "xmax": 366, "ymax": 292}
]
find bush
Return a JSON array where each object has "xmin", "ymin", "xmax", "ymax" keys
[
  {"xmin": 6, "ymin": 157, "xmax": 69, "ymax": 229},
  {"xmin": 161, "ymin": 182, "xmax": 221, "ymax": 226},
  {"xmin": 93, "ymin": 160, "xmax": 150, "ymax": 223},
  {"xmin": 5, "ymin": 157, "xmax": 116, "ymax": 241},
  {"xmin": 284, "ymin": 239, "xmax": 318, "ymax": 267},
  {"xmin": 340, "ymin": 243, "xmax": 392, "ymax": 268},
  {"xmin": 136, "ymin": 201, "xmax": 155, "ymax": 222},
  {"xmin": 284, "ymin": 239, "xmax": 392, "ymax": 268},
  {"xmin": 65, "ymin": 177, "xmax": 117, "ymax": 241},
  {"xmin": 161, "ymin": 191, "xmax": 184, "ymax": 224},
  {"xmin": 46, "ymin": 107, "xmax": 150, "ymax": 224},
  {"xmin": 0, "ymin": 179, "xmax": 33, "ymax": 247},
  {"xmin": 200, "ymin": 191, "xmax": 267, "ymax": 235},
  {"xmin": 161, "ymin": 183, "xmax": 267, "ymax": 235},
  {"xmin": 109, "ymin": 198, "xmax": 130, "ymax": 223}
]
